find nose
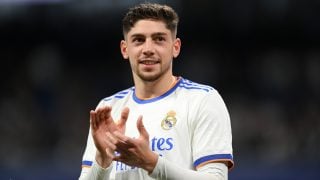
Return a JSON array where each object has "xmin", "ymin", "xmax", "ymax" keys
[{"xmin": 142, "ymin": 38, "xmax": 155, "ymax": 56}]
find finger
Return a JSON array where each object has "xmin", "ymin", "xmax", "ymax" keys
[
  {"xmin": 105, "ymin": 148, "xmax": 115, "ymax": 159},
  {"xmin": 103, "ymin": 106, "xmax": 113, "ymax": 124},
  {"xmin": 104, "ymin": 138, "xmax": 117, "ymax": 152},
  {"xmin": 98, "ymin": 108, "xmax": 106, "ymax": 125},
  {"xmin": 105, "ymin": 132, "xmax": 118, "ymax": 146},
  {"xmin": 137, "ymin": 116, "xmax": 149, "ymax": 140},
  {"xmin": 112, "ymin": 131, "xmax": 135, "ymax": 150},
  {"xmin": 113, "ymin": 131, "xmax": 130, "ymax": 143},
  {"xmin": 117, "ymin": 107, "xmax": 129, "ymax": 129},
  {"xmin": 95, "ymin": 106, "xmax": 109, "ymax": 127},
  {"xmin": 90, "ymin": 110, "xmax": 97, "ymax": 130},
  {"xmin": 95, "ymin": 108, "xmax": 103, "ymax": 126}
]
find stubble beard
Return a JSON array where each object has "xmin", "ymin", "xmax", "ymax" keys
[
  {"xmin": 133, "ymin": 60, "xmax": 172, "ymax": 83},
  {"xmin": 137, "ymin": 71, "xmax": 162, "ymax": 82},
  {"xmin": 136, "ymin": 64, "xmax": 171, "ymax": 83}
]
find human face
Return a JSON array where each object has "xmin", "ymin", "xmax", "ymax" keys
[{"xmin": 120, "ymin": 19, "xmax": 181, "ymax": 82}]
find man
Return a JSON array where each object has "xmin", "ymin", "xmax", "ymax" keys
[{"xmin": 79, "ymin": 3, "xmax": 234, "ymax": 180}]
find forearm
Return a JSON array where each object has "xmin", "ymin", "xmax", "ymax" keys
[
  {"xmin": 79, "ymin": 159, "xmax": 113, "ymax": 180},
  {"xmin": 149, "ymin": 156, "xmax": 228, "ymax": 180}
]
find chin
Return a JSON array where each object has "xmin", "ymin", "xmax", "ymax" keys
[{"xmin": 138, "ymin": 73, "xmax": 161, "ymax": 82}]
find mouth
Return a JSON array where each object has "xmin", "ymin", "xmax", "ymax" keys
[
  {"xmin": 139, "ymin": 59, "xmax": 160, "ymax": 65},
  {"xmin": 139, "ymin": 59, "xmax": 160, "ymax": 71}
]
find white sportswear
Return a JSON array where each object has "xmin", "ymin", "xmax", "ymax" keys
[{"xmin": 79, "ymin": 77, "xmax": 234, "ymax": 180}]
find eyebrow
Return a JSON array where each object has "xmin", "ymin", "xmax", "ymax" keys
[{"xmin": 130, "ymin": 32, "xmax": 168, "ymax": 39}]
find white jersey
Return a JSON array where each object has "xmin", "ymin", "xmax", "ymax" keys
[{"xmin": 80, "ymin": 77, "xmax": 234, "ymax": 180}]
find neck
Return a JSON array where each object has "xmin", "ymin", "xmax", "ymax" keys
[{"xmin": 134, "ymin": 75, "xmax": 177, "ymax": 100}]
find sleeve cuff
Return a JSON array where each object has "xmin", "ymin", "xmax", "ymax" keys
[
  {"xmin": 90, "ymin": 159, "xmax": 113, "ymax": 179},
  {"xmin": 149, "ymin": 155, "xmax": 164, "ymax": 179}
]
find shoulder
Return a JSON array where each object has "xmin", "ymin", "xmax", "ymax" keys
[
  {"xmin": 177, "ymin": 77, "xmax": 218, "ymax": 98},
  {"xmin": 179, "ymin": 78, "xmax": 215, "ymax": 92},
  {"xmin": 177, "ymin": 77, "xmax": 227, "ymax": 108},
  {"xmin": 96, "ymin": 87, "xmax": 134, "ymax": 108}
]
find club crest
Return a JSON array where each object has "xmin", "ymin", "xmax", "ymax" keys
[{"xmin": 161, "ymin": 110, "xmax": 177, "ymax": 130}]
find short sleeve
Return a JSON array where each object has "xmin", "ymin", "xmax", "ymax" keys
[{"xmin": 191, "ymin": 90, "xmax": 234, "ymax": 169}]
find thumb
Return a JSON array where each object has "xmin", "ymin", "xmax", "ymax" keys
[
  {"xmin": 117, "ymin": 107, "xmax": 129, "ymax": 131},
  {"xmin": 137, "ymin": 115, "xmax": 149, "ymax": 140}
]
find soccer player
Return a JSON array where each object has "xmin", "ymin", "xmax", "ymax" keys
[{"xmin": 79, "ymin": 2, "xmax": 234, "ymax": 180}]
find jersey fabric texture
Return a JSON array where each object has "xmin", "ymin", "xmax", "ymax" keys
[{"xmin": 80, "ymin": 77, "xmax": 234, "ymax": 179}]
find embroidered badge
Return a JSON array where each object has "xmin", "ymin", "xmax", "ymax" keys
[{"xmin": 161, "ymin": 110, "xmax": 177, "ymax": 130}]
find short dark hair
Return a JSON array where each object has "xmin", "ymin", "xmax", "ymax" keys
[{"xmin": 122, "ymin": 3, "xmax": 179, "ymax": 37}]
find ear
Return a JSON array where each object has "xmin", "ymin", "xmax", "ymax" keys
[
  {"xmin": 120, "ymin": 40, "xmax": 129, "ymax": 59},
  {"xmin": 172, "ymin": 38, "xmax": 181, "ymax": 58}
]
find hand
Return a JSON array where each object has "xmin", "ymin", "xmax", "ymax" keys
[
  {"xmin": 90, "ymin": 106, "xmax": 129, "ymax": 168},
  {"xmin": 111, "ymin": 116, "xmax": 158, "ymax": 174}
]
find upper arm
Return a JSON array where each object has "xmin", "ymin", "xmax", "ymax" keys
[{"xmin": 191, "ymin": 90, "xmax": 234, "ymax": 169}]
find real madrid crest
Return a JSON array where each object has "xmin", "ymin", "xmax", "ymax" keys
[{"xmin": 161, "ymin": 110, "xmax": 177, "ymax": 130}]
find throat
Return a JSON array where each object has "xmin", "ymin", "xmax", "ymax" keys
[{"xmin": 135, "ymin": 76, "xmax": 178, "ymax": 100}]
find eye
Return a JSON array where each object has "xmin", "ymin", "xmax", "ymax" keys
[
  {"xmin": 155, "ymin": 36, "xmax": 165, "ymax": 42},
  {"xmin": 132, "ymin": 37, "xmax": 144, "ymax": 43}
]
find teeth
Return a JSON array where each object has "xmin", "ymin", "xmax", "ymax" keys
[{"xmin": 142, "ymin": 61, "xmax": 157, "ymax": 65}]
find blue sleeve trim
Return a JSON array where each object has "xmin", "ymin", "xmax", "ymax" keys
[
  {"xmin": 194, "ymin": 154, "xmax": 233, "ymax": 167},
  {"xmin": 82, "ymin": 160, "xmax": 93, "ymax": 166}
]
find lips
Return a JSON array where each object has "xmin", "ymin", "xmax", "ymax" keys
[
  {"xmin": 139, "ymin": 59, "xmax": 159, "ymax": 71},
  {"xmin": 141, "ymin": 60, "xmax": 158, "ymax": 65},
  {"xmin": 139, "ymin": 59, "xmax": 159, "ymax": 65}
]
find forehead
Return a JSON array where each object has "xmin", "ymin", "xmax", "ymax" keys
[{"xmin": 126, "ymin": 19, "xmax": 172, "ymax": 37}]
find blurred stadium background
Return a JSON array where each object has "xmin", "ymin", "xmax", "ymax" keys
[{"xmin": 0, "ymin": 0, "xmax": 319, "ymax": 179}]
